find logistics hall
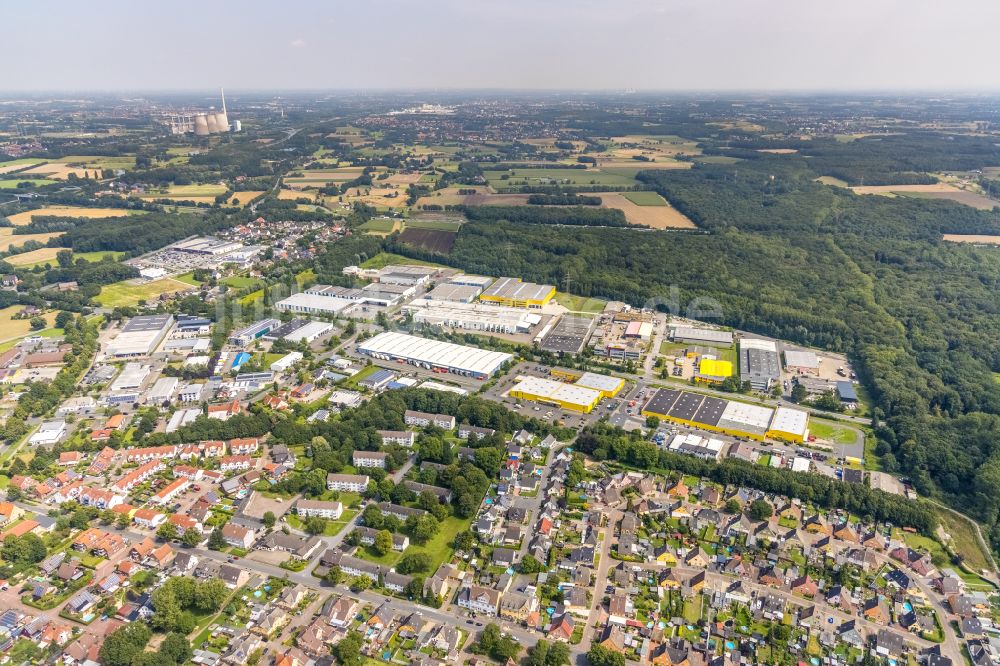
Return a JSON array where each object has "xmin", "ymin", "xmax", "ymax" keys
[
  {"xmin": 641, "ymin": 388, "xmax": 808, "ymax": 443},
  {"xmin": 357, "ymin": 332, "xmax": 513, "ymax": 380}
]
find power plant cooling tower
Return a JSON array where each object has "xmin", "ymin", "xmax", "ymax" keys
[
  {"xmin": 214, "ymin": 111, "xmax": 229, "ymax": 133},
  {"xmin": 193, "ymin": 114, "xmax": 210, "ymax": 136},
  {"xmin": 206, "ymin": 114, "xmax": 220, "ymax": 133}
]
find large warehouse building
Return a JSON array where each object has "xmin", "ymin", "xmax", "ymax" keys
[
  {"xmin": 641, "ymin": 388, "xmax": 809, "ymax": 443},
  {"xmin": 357, "ymin": 332, "xmax": 512, "ymax": 379},
  {"xmin": 739, "ymin": 338, "xmax": 781, "ymax": 391},
  {"xmin": 671, "ymin": 326, "xmax": 733, "ymax": 346},
  {"xmin": 275, "ymin": 292, "xmax": 355, "ymax": 315},
  {"xmin": 107, "ymin": 315, "xmax": 174, "ymax": 358},
  {"xmin": 404, "ymin": 299, "xmax": 540, "ymax": 335},
  {"xmin": 573, "ymin": 371, "xmax": 625, "ymax": 399},
  {"xmin": 509, "ymin": 376, "xmax": 602, "ymax": 413},
  {"xmin": 479, "ymin": 277, "xmax": 555, "ymax": 309}
]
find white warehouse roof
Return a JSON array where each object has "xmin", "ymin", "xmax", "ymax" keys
[
  {"xmin": 671, "ymin": 326, "xmax": 733, "ymax": 345},
  {"xmin": 769, "ymin": 406, "xmax": 810, "ymax": 438},
  {"xmin": 574, "ymin": 372, "xmax": 624, "ymax": 394},
  {"xmin": 784, "ymin": 350, "xmax": 820, "ymax": 369},
  {"xmin": 276, "ymin": 293, "xmax": 354, "ymax": 314},
  {"xmin": 284, "ymin": 321, "xmax": 334, "ymax": 342},
  {"xmin": 358, "ymin": 332, "xmax": 512, "ymax": 378},
  {"xmin": 739, "ymin": 337, "xmax": 778, "ymax": 352},
  {"xmin": 719, "ymin": 400, "xmax": 774, "ymax": 434},
  {"xmin": 511, "ymin": 376, "xmax": 601, "ymax": 408}
]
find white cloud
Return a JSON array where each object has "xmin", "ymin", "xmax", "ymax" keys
[{"xmin": 290, "ymin": 38, "xmax": 306, "ymax": 48}]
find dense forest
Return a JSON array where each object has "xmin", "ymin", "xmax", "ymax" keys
[{"xmin": 393, "ymin": 150, "xmax": 1000, "ymax": 551}]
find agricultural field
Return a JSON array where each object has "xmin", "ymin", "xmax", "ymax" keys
[
  {"xmin": 94, "ymin": 278, "xmax": 194, "ymax": 307},
  {"xmin": 599, "ymin": 193, "xmax": 696, "ymax": 229},
  {"xmin": 278, "ymin": 188, "xmax": 319, "ymax": 202},
  {"xmin": 851, "ymin": 183, "xmax": 997, "ymax": 210},
  {"xmin": 9, "ymin": 250, "xmax": 124, "ymax": 270},
  {"xmin": 483, "ymin": 168, "xmax": 639, "ymax": 189},
  {"xmin": 623, "ymin": 191, "xmax": 670, "ymax": 206},
  {"xmin": 140, "ymin": 183, "xmax": 227, "ymax": 204},
  {"xmin": 59, "ymin": 155, "xmax": 136, "ymax": 170},
  {"xmin": 384, "ymin": 172, "xmax": 424, "ymax": 186},
  {"xmin": 358, "ymin": 218, "xmax": 401, "ymax": 236},
  {"xmin": 341, "ymin": 186, "xmax": 408, "ymax": 209},
  {"xmin": 0, "ymin": 232, "xmax": 64, "ymax": 253},
  {"xmin": 756, "ymin": 148, "xmax": 799, "ymax": 154},
  {"xmin": 397, "ymin": 227, "xmax": 456, "ymax": 254},
  {"xmin": 20, "ymin": 162, "xmax": 92, "ymax": 179},
  {"xmin": 414, "ymin": 186, "xmax": 488, "ymax": 208},
  {"xmin": 283, "ymin": 167, "xmax": 368, "ymax": 186},
  {"xmin": 0, "ymin": 159, "xmax": 44, "ymax": 175},
  {"xmin": 5, "ymin": 206, "xmax": 145, "ymax": 225},
  {"xmin": 0, "ymin": 178, "xmax": 59, "ymax": 189},
  {"xmin": 405, "ymin": 216, "xmax": 463, "ymax": 232},
  {"xmin": 587, "ymin": 134, "xmax": 701, "ymax": 169},
  {"xmin": 5, "ymin": 247, "xmax": 69, "ymax": 267},
  {"xmin": 942, "ymin": 234, "xmax": 1000, "ymax": 244},
  {"xmin": 227, "ymin": 191, "xmax": 265, "ymax": 206},
  {"xmin": 0, "ymin": 306, "xmax": 58, "ymax": 343},
  {"xmin": 359, "ymin": 253, "xmax": 447, "ymax": 270},
  {"xmin": 815, "ymin": 176, "xmax": 849, "ymax": 188}
]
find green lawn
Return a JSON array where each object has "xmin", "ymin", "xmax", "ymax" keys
[
  {"xmin": 624, "ymin": 191, "xmax": 668, "ymax": 206},
  {"xmin": 405, "ymin": 218, "xmax": 463, "ymax": 231},
  {"xmin": 359, "ymin": 219, "xmax": 397, "ymax": 233},
  {"xmin": 95, "ymin": 278, "xmax": 193, "ymax": 307},
  {"xmin": 483, "ymin": 168, "xmax": 638, "ymax": 188},
  {"xmin": 808, "ymin": 419, "xmax": 857, "ymax": 445},
  {"xmin": 286, "ymin": 509, "xmax": 358, "ymax": 537},
  {"xmin": 356, "ymin": 545, "xmax": 404, "ymax": 567},
  {"xmin": 359, "ymin": 252, "xmax": 447, "ymax": 270},
  {"xmin": 0, "ymin": 179, "xmax": 58, "ymax": 189},
  {"xmin": 397, "ymin": 515, "xmax": 472, "ymax": 573},
  {"xmin": 555, "ymin": 291, "xmax": 606, "ymax": 314},
  {"xmin": 221, "ymin": 275, "xmax": 260, "ymax": 289},
  {"xmin": 175, "ymin": 272, "xmax": 205, "ymax": 287},
  {"xmin": 936, "ymin": 509, "xmax": 994, "ymax": 575}
]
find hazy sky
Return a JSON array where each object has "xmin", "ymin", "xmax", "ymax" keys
[{"xmin": 7, "ymin": 0, "xmax": 1000, "ymax": 92}]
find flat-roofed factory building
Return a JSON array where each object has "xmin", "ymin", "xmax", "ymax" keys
[
  {"xmin": 404, "ymin": 299, "xmax": 541, "ymax": 335},
  {"xmin": 508, "ymin": 376, "xmax": 602, "ymax": 413},
  {"xmin": 641, "ymin": 387, "xmax": 805, "ymax": 442},
  {"xmin": 766, "ymin": 406, "xmax": 809, "ymax": 443},
  {"xmin": 358, "ymin": 331, "xmax": 512, "ymax": 380},
  {"xmin": 670, "ymin": 326, "xmax": 733, "ymax": 346},
  {"xmin": 106, "ymin": 314, "xmax": 174, "ymax": 358},
  {"xmin": 479, "ymin": 277, "xmax": 555, "ymax": 309},
  {"xmin": 740, "ymin": 338, "xmax": 781, "ymax": 391},
  {"xmin": 572, "ymin": 371, "xmax": 625, "ymax": 399}
]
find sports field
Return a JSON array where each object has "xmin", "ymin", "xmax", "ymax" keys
[
  {"xmin": 6, "ymin": 206, "xmax": 145, "ymax": 226},
  {"xmin": 95, "ymin": 278, "xmax": 194, "ymax": 307}
]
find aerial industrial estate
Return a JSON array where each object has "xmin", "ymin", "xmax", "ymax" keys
[{"xmin": 0, "ymin": 64, "xmax": 998, "ymax": 666}]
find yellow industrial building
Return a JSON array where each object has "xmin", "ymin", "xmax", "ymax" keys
[
  {"xmin": 640, "ymin": 388, "xmax": 809, "ymax": 443},
  {"xmin": 573, "ymin": 371, "xmax": 625, "ymax": 399},
  {"xmin": 509, "ymin": 376, "xmax": 601, "ymax": 413},
  {"xmin": 695, "ymin": 358, "xmax": 733, "ymax": 385},
  {"xmin": 479, "ymin": 277, "xmax": 555, "ymax": 309}
]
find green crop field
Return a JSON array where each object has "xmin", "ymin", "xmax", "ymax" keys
[
  {"xmin": 221, "ymin": 275, "xmax": 260, "ymax": 289},
  {"xmin": 360, "ymin": 252, "xmax": 446, "ymax": 270},
  {"xmin": 483, "ymin": 168, "xmax": 638, "ymax": 188},
  {"xmin": 358, "ymin": 218, "xmax": 396, "ymax": 233},
  {"xmin": 405, "ymin": 217, "xmax": 463, "ymax": 231},
  {"xmin": 12, "ymin": 250, "xmax": 124, "ymax": 270},
  {"xmin": 95, "ymin": 278, "xmax": 193, "ymax": 307},
  {"xmin": 0, "ymin": 179, "xmax": 58, "ymax": 189},
  {"xmin": 624, "ymin": 191, "xmax": 669, "ymax": 206}
]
